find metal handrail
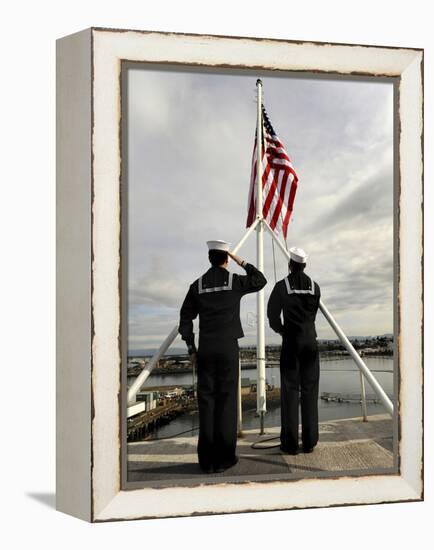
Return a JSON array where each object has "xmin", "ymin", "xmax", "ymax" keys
[
  {"xmin": 360, "ymin": 370, "xmax": 368, "ymax": 421},
  {"xmin": 319, "ymin": 300, "xmax": 393, "ymax": 415},
  {"xmin": 127, "ymin": 325, "xmax": 179, "ymax": 405}
]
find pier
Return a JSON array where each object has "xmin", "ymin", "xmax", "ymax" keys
[
  {"xmin": 321, "ymin": 391, "xmax": 382, "ymax": 404},
  {"xmin": 128, "ymin": 399, "xmax": 196, "ymax": 441},
  {"xmin": 127, "ymin": 385, "xmax": 282, "ymax": 441}
]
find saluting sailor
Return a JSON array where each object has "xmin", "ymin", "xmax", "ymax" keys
[
  {"xmin": 179, "ymin": 240, "xmax": 267, "ymax": 474},
  {"xmin": 267, "ymin": 247, "xmax": 321, "ymax": 455}
]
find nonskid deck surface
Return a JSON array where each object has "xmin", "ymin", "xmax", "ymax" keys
[{"xmin": 127, "ymin": 414, "xmax": 394, "ymax": 484}]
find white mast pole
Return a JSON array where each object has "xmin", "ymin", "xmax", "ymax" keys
[{"xmin": 256, "ymin": 79, "xmax": 267, "ymax": 434}]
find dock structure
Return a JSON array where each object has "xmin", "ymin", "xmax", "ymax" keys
[
  {"xmin": 128, "ymin": 400, "xmax": 196, "ymax": 441},
  {"xmin": 127, "ymin": 414, "xmax": 394, "ymax": 484},
  {"xmin": 321, "ymin": 391, "xmax": 383, "ymax": 404}
]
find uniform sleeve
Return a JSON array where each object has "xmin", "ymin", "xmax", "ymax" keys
[
  {"xmin": 315, "ymin": 282, "xmax": 321, "ymax": 310},
  {"xmin": 178, "ymin": 284, "xmax": 199, "ymax": 348},
  {"xmin": 267, "ymin": 283, "xmax": 284, "ymax": 334},
  {"xmin": 235, "ymin": 262, "xmax": 267, "ymax": 295}
]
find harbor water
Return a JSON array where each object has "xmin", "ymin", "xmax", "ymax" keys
[{"xmin": 129, "ymin": 356, "xmax": 394, "ymax": 440}]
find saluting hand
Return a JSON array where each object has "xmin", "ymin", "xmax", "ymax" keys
[{"xmin": 228, "ymin": 251, "xmax": 244, "ymax": 266}]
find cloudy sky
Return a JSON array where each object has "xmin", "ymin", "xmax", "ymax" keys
[{"xmin": 126, "ymin": 65, "xmax": 394, "ymax": 352}]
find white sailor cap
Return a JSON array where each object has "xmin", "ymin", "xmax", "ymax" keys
[
  {"xmin": 206, "ymin": 239, "xmax": 231, "ymax": 252},
  {"xmin": 289, "ymin": 246, "xmax": 308, "ymax": 264}
]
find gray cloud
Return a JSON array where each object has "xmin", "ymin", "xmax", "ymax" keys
[{"xmin": 308, "ymin": 159, "xmax": 393, "ymax": 234}]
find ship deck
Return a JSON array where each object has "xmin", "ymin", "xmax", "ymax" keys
[{"xmin": 126, "ymin": 413, "xmax": 395, "ymax": 487}]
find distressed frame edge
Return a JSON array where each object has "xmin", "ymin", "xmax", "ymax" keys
[
  {"xmin": 56, "ymin": 27, "xmax": 93, "ymax": 522},
  {"xmin": 396, "ymin": 51, "xmax": 424, "ymax": 498},
  {"xmin": 94, "ymin": 475, "xmax": 421, "ymax": 522},
  {"xmin": 91, "ymin": 25, "xmax": 424, "ymax": 54},
  {"xmin": 89, "ymin": 28, "xmax": 424, "ymax": 522}
]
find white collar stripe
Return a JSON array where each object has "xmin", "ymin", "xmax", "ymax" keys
[
  {"xmin": 198, "ymin": 272, "xmax": 233, "ymax": 294},
  {"xmin": 284, "ymin": 276, "xmax": 315, "ymax": 295}
]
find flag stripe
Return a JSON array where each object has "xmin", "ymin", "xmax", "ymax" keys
[
  {"xmin": 270, "ymin": 170, "xmax": 288, "ymax": 230},
  {"xmin": 267, "ymin": 169, "xmax": 285, "ymax": 228},
  {"xmin": 246, "ymin": 104, "xmax": 298, "ymax": 240}
]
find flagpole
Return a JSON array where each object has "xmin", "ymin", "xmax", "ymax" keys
[{"xmin": 256, "ymin": 79, "xmax": 267, "ymax": 434}]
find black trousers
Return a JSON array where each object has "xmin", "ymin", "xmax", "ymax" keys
[
  {"xmin": 280, "ymin": 335, "xmax": 320, "ymax": 450},
  {"xmin": 196, "ymin": 337, "xmax": 239, "ymax": 470}
]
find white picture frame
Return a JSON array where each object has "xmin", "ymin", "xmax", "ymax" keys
[{"xmin": 56, "ymin": 27, "xmax": 423, "ymax": 522}]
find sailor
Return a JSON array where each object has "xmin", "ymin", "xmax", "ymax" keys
[
  {"xmin": 179, "ymin": 240, "xmax": 267, "ymax": 473},
  {"xmin": 267, "ymin": 247, "xmax": 321, "ymax": 454}
]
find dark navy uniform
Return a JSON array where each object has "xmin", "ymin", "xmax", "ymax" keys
[
  {"xmin": 267, "ymin": 271, "xmax": 321, "ymax": 452},
  {"xmin": 179, "ymin": 263, "xmax": 266, "ymax": 471}
]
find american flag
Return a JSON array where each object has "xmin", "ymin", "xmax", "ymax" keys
[{"xmin": 246, "ymin": 104, "xmax": 298, "ymax": 241}]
